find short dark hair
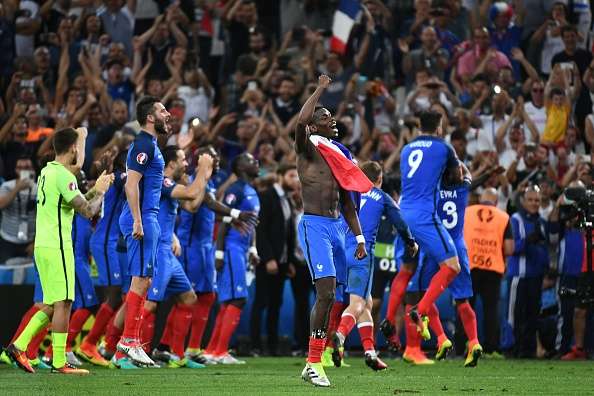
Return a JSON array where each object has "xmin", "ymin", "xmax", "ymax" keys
[
  {"xmin": 231, "ymin": 153, "xmax": 250, "ymax": 175},
  {"xmin": 136, "ymin": 95, "xmax": 160, "ymax": 126},
  {"xmin": 277, "ymin": 162, "xmax": 297, "ymax": 176},
  {"xmin": 418, "ymin": 110, "xmax": 442, "ymax": 133},
  {"xmin": 550, "ymin": 87, "xmax": 565, "ymax": 98},
  {"xmin": 53, "ymin": 128, "xmax": 79, "ymax": 155},
  {"xmin": 163, "ymin": 145, "xmax": 181, "ymax": 167},
  {"xmin": 560, "ymin": 25, "xmax": 577, "ymax": 37},
  {"xmin": 279, "ymin": 76, "xmax": 296, "ymax": 85},
  {"xmin": 450, "ymin": 129, "xmax": 467, "ymax": 142},
  {"xmin": 312, "ymin": 107, "xmax": 327, "ymax": 124},
  {"xmin": 360, "ymin": 161, "xmax": 382, "ymax": 184}
]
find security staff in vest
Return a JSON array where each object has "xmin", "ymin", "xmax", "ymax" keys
[
  {"xmin": 548, "ymin": 181, "xmax": 585, "ymax": 356},
  {"xmin": 465, "ymin": 187, "xmax": 514, "ymax": 358},
  {"xmin": 508, "ymin": 185, "xmax": 550, "ymax": 358}
]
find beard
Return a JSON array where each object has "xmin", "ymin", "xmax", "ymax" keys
[{"xmin": 155, "ymin": 118, "xmax": 169, "ymax": 135}]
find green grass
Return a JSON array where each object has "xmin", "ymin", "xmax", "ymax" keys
[{"xmin": 1, "ymin": 357, "xmax": 594, "ymax": 395}]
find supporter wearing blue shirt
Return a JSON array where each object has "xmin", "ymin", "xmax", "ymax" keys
[{"xmin": 507, "ymin": 185, "xmax": 549, "ymax": 358}]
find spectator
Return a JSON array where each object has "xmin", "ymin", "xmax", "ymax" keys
[
  {"xmin": 465, "ymin": 187, "xmax": 514, "ymax": 357},
  {"xmin": 508, "ymin": 185, "xmax": 550, "ymax": 358},
  {"xmin": 252, "ymin": 163, "xmax": 299, "ymax": 355},
  {"xmin": 98, "ymin": 0, "xmax": 134, "ymax": 57},
  {"xmin": 482, "ymin": 1, "xmax": 523, "ymax": 76},
  {"xmin": 456, "ymin": 27, "xmax": 511, "ymax": 84},
  {"xmin": 529, "ymin": 2, "xmax": 569, "ymax": 76},
  {"xmin": 403, "ymin": 26, "xmax": 450, "ymax": 87},
  {"xmin": 0, "ymin": 156, "xmax": 37, "ymax": 263}
]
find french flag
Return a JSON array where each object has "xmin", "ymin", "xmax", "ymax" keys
[
  {"xmin": 309, "ymin": 135, "xmax": 372, "ymax": 194},
  {"xmin": 330, "ymin": 0, "xmax": 362, "ymax": 55}
]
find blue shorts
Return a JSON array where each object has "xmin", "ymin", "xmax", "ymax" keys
[
  {"xmin": 147, "ymin": 244, "xmax": 193, "ymax": 302},
  {"xmin": 335, "ymin": 283, "xmax": 349, "ymax": 303},
  {"xmin": 183, "ymin": 242, "xmax": 216, "ymax": 293},
  {"xmin": 217, "ymin": 244, "xmax": 248, "ymax": 302},
  {"xmin": 91, "ymin": 239, "xmax": 125, "ymax": 286},
  {"xmin": 402, "ymin": 211, "xmax": 457, "ymax": 264},
  {"xmin": 122, "ymin": 221, "xmax": 160, "ymax": 278},
  {"xmin": 346, "ymin": 242, "xmax": 374, "ymax": 298},
  {"xmin": 33, "ymin": 263, "xmax": 43, "ymax": 303},
  {"xmin": 298, "ymin": 215, "xmax": 347, "ymax": 284},
  {"xmin": 407, "ymin": 251, "xmax": 439, "ymax": 293},
  {"xmin": 448, "ymin": 238, "xmax": 473, "ymax": 300},
  {"xmin": 73, "ymin": 257, "xmax": 99, "ymax": 310}
]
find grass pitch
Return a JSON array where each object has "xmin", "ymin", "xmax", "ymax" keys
[{"xmin": 1, "ymin": 357, "xmax": 593, "ymax": 395}]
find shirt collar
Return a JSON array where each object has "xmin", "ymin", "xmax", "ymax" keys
[{"xmin": 273, "ymin": 183, "xmax": 285, "ymax": 198}]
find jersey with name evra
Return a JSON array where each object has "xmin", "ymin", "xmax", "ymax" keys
[
  {"xmin": 437, "ymin": 178, "xmax": 471, "ymax": 241},
  {"xmin": 34, "ymin": 161, "xmax": 81, "ymax": 249},
  {"xmin": 400, "ymin": 135, "xmax": 459, "ymax": 214},
  {"xmin": 120, "ymin": 131, "xmax": 164, "ymax": 225}
]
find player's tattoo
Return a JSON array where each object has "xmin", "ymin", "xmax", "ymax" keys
[{"xmin": 71, "ymin": 193, "xmax": 104, "ymax": 219}]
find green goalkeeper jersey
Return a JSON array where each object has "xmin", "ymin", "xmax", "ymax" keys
[{"xmin": 34, "ymin": 161, "xmax": 81, "ymax": 249}]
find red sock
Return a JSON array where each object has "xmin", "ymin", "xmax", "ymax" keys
[
  {"xmin": 139, "ymin": 309, "xmax": 156, "ymax": 353},
  {"xmin": 428, "ymin": 303, "xmax": 447, "ymax": 345},
  {"xmin": 457, "ymin": 302, "xmax": 479, "ymax": 347},
  {"xmin": 11, "ymin": 305, "xmax": 40, "ymax": 343},
  {"xmin": 214, "ymin": 305, "xmax": 242, "ymax": 356},
  {"xmin": 121, "ymin": 291, "xmax": 144, "ymax": 341},
  {"xmin": 105, "ymin": 317, "xmax": 123, "ymax": 353},
  {"xmin": 307, "ymin": 337, "xmax": 326, "ymax": 363},
  {"xmin": 26, "ymin": 325, "xmax": 49, "ymax": 360},
  {"xmin": 159, "ymin": 305, "xmax": 177, "ymax": 347},
  {"xmin": 386, "ymin": 268, "xmax": 413, "ymax": 323},
  {"xmin": 84, "ymin": 303, "xmax": 115, "ymax": 346},
  {"xmin": 336, "ymin": 312, "xmax": 356, "ymax": 338},
  {"xmin": 327, "ymin": 302, "xmax": 346, "ymax": 348},
  {"xmin": 205, "ymin": 305, "xmax": 227, "ymax": 354},
  {"xmin": 188, "ymin": 292, "xmax": 216, "ymax": 349},
  {"xmin": 357, "ymin": 322, "xmax": 375, "ymax": 353},
  {"xmin": 417, "ymin": 266, "xmax": 458, "ymax": 315},
  {"xmin": 67, "ymin": 308, "xmax": 92, "ymax": 350},
  {"xmin": 404, "ymin": 305, "xmax": 421, "ymax": 352},
  {"xmin": 170, "ymin": 303, "xmax": 193, "ymax": 357}
]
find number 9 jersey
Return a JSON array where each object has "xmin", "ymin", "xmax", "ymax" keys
[
  {"xmin": 399, "ymin": 135, "xmax": 460, "ymax": 264},
  {"xmin": 400, "ymin": 135, "xmax": 459, "ymax": 214}
]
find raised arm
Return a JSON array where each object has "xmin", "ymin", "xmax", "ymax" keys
[
  {"xmin": 295, "ymin": 74, "xmax": 330, "ymax": 153},
  {"xmin": 171, "ymin": 154, "xmax": 214, "ymax": 201}
]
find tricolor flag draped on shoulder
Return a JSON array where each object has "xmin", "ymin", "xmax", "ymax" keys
[{"xmin": 330, "ymin": 0, "xmax": 362, "ymax": 55}]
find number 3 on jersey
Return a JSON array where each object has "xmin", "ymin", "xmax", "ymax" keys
[
  {"xmin": 407, "ymin": 149, "xmax": 423, "ymax": 178},
  {"xmin": 442, "ymin": 200, "xmax": 457, "ymax": 229}
]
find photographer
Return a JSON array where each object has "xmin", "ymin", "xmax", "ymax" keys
[
  {"xmin": 508, "ymin": 185, "xmax": 550, "ymax": 358},
  {"xmin": 0, "ymin": 156, "xmax": 37, "ymax": 263},
  {"xmin": 548, "ymin": 182, "xmax": 586, "ymax": 356}
]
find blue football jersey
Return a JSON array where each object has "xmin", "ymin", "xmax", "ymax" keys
[
  {"xmin": 92, "ymin": 170, "xmax": 125, "ymax": 244},
  {"xmin": 157, "ymin": 176, "xmax": 179, "ymax": 245},
  {"xmin": 400, "ymin": 135, "xmax": 459, "ymax": 214},
  {"xmin": 346, "ymin": 187, "xmax": 413, "ymax": 247},
  {"xmin": 73, "ymin": 214, "xmax": 92, "ymax": 262},
  {"xmin": 436, "ymin": 178, "xmax": 471, "ymax": 240},
  {"xmin": 120, "ymin": 131, "xmax": 164, "ymax": 225},
  {"xmin": 223, "ymin": 180, "xmax": 260, "ymax": 249},
  {"xmin": 177, "ymin": 179, "xmax": 216, "ymax": 246}
]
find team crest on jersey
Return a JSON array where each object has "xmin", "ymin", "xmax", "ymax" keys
[
  {"xmin": 164, "ymin": 177, "xmax": 174, "ymax": 187},
  {"xmin": 68, "ymin": 182, "xmax": 77, "ymax": 191},
  {"xmin": 225, "ymin": 193, "xmax": 236, "ymax": 205},
  {"xmin": 120, "ymin": 172, "xmax": 127, "ymax": 180},
  {"xmin": 136, "ymin": 152, "xmax": 148, "ymax": 165}
]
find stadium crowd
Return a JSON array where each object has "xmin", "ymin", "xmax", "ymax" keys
[{"xmin": 0, "ymin": 0, "xmax": 593, "ymax": 367}]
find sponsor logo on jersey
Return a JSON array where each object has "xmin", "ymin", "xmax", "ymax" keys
[{"xmin": 136, "ymin": 152, "xmax": 148, "ymax": 165}]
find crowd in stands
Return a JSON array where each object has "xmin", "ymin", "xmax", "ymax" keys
[{"xmin": 0, "ymin": 0, "xmax": 593, "ymax": 359}]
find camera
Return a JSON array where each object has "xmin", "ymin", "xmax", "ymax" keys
[{"xmin": 563, "ymin": 186, "xmax": 594, "ymax": 225}]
